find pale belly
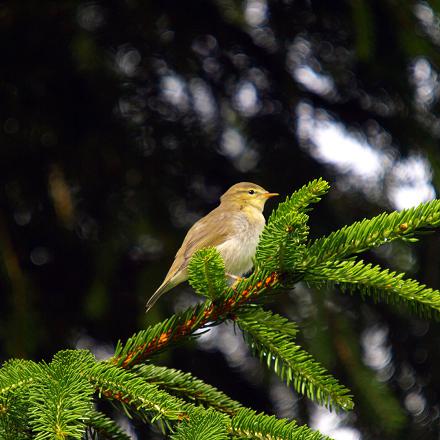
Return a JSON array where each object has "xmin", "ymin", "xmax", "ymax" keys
[{"xmin": 215, "ymin": 213, "xmax": 265, "ymax": 276}]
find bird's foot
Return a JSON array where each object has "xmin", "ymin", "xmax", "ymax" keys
[{"xmin": 226, "ymin": 273, "xmax": 244, "ymax": 289}]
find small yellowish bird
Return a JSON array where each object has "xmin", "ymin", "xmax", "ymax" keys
[{"xmin": 146, "ymin": 182, "xmax": 278, "ymax": 311}]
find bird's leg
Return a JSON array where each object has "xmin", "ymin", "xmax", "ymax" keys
[
  {"xmin": 226, "ymin": 273, "xmax": 244, "ymax": 289},
  {"xmin": 226, "ymin": 273, "xmax": 242, "ymax": 281}
]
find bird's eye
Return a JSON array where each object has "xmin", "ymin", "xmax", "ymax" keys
[{"xmin": 248, "ymin": 190, "xmax": 255, "ymax": 195}]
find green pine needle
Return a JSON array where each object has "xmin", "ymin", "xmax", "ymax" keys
[
  {"xmin": 267, "ymin": 178, "xmax": 331, "ymax": 223},
  {"xmin": 236, "ymin": 306, "xmax": 299, "ymax": 339},
  {"xmin": 133, "ymin": 364, "xmax": 242, "ymax": 415},
  {"xmin": 304, "ymin": 199, "xmax": 440, "ymax": 267},
  {"xmin": 0, "ymin": 359, "xmax": 39, "ymax": 399},
  {"xmin": 255, "ymin": 179, "xmax": 330, "ymax": 273},
  {"xmin": 188, "ymin": 247, "xmax": 228, "ymax": 299},
  {"xmin": 230, "ymin": 408, "xmax": 333, "ymax": 440},
  {"xmin": 112, "ymin": 300, "xmax": 215, "ymax": 366},
  {"xmin": 89, "ymin": 361, "xmax": 185, "ymax": 424},
  {"xmin": 236, "ymin": 308, "xmax": 353, "ymax": 411},
  {"xmin": 304, "ymin": 259, "xmax": 440, "ymax": 318},
  {"xmin": 0, "ymin": 360, "xmax": 39, "ymax": 440},
  {"xmin": 28, "ymin": 350, "xmax": 95, "ymax": 440},
  {"xmin": 171, "ymin": 407, "xmax": 229, "ymax": 440},
  {"xmin": 255, "ymin": 211, "xmax": 309, "ymax": 273}
]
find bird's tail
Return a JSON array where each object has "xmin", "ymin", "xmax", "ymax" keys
[{"xmin": 145, "ymin": 280, "xmax": 171, "ymax": 312}]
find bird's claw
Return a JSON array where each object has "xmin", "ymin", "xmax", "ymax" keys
[{"xmin": 226, "ymin": 273, "xmax": 244, "ymax": 289}]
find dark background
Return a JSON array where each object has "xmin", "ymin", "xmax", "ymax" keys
[{"xmin": 1, "ymin": 1, "xmax": 440, "ymax": 438}]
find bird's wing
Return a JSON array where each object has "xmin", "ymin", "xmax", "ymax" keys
[{"xmin": 163, "ymin": 206, "xmax": 235, "ymax": 284}]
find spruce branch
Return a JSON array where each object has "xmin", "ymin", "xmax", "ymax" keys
[
  {"xmin": 27, "ymin": 350, "xmax": 95, "ymax": 440},
  {"xmin": 267, "ymin": 178, "xmax": 330, "ymax": 222},
  {"xmin": 188, "ymin": 247, "xmax": 228, "ymax": 299},
  {"xmin": 230, "ymin": 408, "xmax": 333, "ymax": 440},
  {"xmin": 303, "ymin": 199, "xmax": 440, "ymax": 267},
  {"xmin": 0, "ymin": 359, "xmax": 40, "ymax": 399},
  {"xmin": 0, "ymin": 381, "xmax": 32, "ymax": 440},
  {"xmin": 255, "ymin": 211, "xmax": 309, "ymax": 273},
  {"xmin": 237, "ymin": 306, "xmax": 299, "ymax": 338},
  {"xmin": 133, "ymin": 364, "xmax": 242, "ymax": 415},
  {"xmin": 304, "ymin": 259, "xmax": 440, "ymax": 318},
  {"xmin": 256, "ymin": 179, "xmax": 329, "ymax": 273},
  {"xmin": 88, "ymin": 361, "xmax": 186, "ymax": 425},
  {"xmin": 172, "ymin": 406, "xmax": 332, "ymax": 440},
  {"xmin": 236, "ymin": 309, "xmax": 353, "ymax": 411},
  {"xmin": 171, "ymin": 407, "xmax": 229, "ymax": 440},
  {"xmin": 111, "ymin": 270, "xmax": 278, "ymax": 369}
]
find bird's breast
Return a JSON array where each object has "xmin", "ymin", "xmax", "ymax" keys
[{"xmin": 216, "ymin": 211, "xmax": 265, "ymax": 276}]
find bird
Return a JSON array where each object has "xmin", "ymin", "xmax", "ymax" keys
[{"xmin": 145, "ymin": 182, "xmax": 278, "ymax": 312}]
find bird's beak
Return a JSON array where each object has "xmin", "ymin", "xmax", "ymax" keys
[{"xmin": 262, "ymin": 192, "xmax": 279, "ymax": 199}]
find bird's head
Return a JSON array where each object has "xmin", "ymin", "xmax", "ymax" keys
[{"xmin": 220, "ymin": 182, "xmax": 278, "ymax": 212}]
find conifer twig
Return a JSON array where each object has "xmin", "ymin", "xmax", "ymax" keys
[{"xmin": 110, "ymin": 272, "xmax": 278, "ymax": 369}]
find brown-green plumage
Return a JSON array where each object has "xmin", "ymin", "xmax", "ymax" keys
[{"xmin": 146, "ymin": 182, "xmax": 278, "ymax": 311}]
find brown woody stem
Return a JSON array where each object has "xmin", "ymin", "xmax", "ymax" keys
[{"xmin": 110, "ymin": 272, "xmax": 278, "ymax": 369}]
